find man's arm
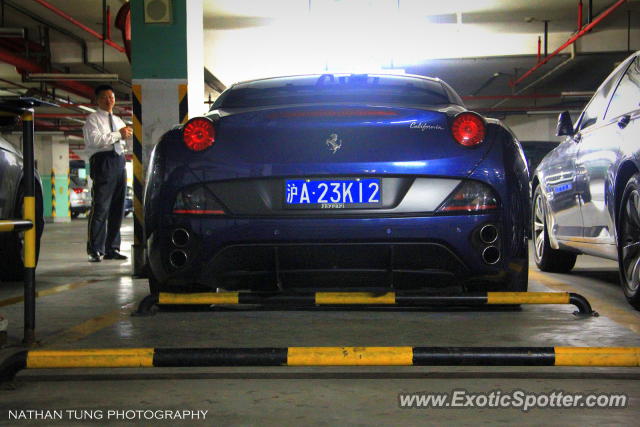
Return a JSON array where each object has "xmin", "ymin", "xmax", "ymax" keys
[{"xmin": 83, "ymin": 114, "xmax": 121, "ymax": 149}]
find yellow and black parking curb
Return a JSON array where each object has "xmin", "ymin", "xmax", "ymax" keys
[
  {"xmin": 2, "ymin": 346, "xmax": 639, "ymax": 381},
  {"xmin": 136, "ymin": 291, "xmax": 596, "ymax": 317}
]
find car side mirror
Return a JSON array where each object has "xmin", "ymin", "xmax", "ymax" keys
[{"xmin": 556, "ymin": 111, "xmax": 574, "ymax": 136}]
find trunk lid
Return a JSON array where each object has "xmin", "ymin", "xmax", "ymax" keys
[{"xmin": 204, "ymin": 105, "xmax": 491, "ymax": 177}]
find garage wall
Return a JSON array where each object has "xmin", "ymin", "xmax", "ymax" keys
[{"xmin": 504, "ymin": 114, "xmax": 575, "ymax": 143}]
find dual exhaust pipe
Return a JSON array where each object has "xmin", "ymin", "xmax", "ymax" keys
[
  {"xmin": 169, "ymin": 228, "xmax": 190, "ymax": 268},
  {"xmin": 479, "ymin": 224, "xmax": 500, "ymax": 265}
]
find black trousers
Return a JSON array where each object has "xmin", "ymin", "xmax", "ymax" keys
[{"xmin": 87, "ymin": 151, "xmax": 126, "ymax": 255}]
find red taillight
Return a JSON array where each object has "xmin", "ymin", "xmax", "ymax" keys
[
  {"xmin": 183, "ymin": 117, "xmax": 215, "ymax": 151},
  {"xmin": 73, "ymin": 188, "xmax": 83, "ymax": 193},
  {"xmin": 451, "ymin": 112, "xmax": 485, "ymax": 147}
]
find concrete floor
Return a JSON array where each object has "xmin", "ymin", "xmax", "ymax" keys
[{"xmin": 0, "ymin": 218, "xmax": 639, "ymax": 425}]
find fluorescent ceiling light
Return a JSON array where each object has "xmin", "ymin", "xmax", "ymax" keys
[
  {"xmin": 77, "ymin": 105, "xmax": 96, "ymax": 113},
  {"xmin": 0, "ymin": 28, "xmax": 25, "ymax": 37}
]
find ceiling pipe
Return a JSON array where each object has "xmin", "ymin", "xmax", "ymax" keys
[
  {"xmin": 115, "ymin": 2, "xmax": 131, "ymax": 63},
  {"xmin": 543, "ymin": 20, "xmax": 549, "ymax": 57},
  {"xmin": 3, "ymin": 1, "xmax": 128, "ymax": 91},
  {"xmin": 578, "ymin": 0, "xmax": 584, "ymax": 32},
  {"xmin": 510, "ymin": 0, "xmax": 627, "ymax": 87},
  {"xmin": 34, "ymin": 120, "xmax": 82, "ymax": 131},
  {"xmin": 463, "ymin": 94, "xmax": 563, "ymax": 101},
  {"xmin": 36, "ymin": 113, "xmax": 132, "ymax": 119},
  {"xmin": 59, "ymin": 102, "xmax": 132, "ymax": 108},
  {"xmin": 32, "ymin": 0, "xmax": 125, "ymax": 54},
  {"xmin": 0, "ymin": 45, "xmax": 94, "ymax": 99},
  {"xmin": 495, "ymin": 53, "xmax": 576, "ymax": 108},
  {"xmin": 36, "ymin": 114, "xmax": 88, "ymax": 118},
  {"xmin": 477, "ymin": 106, "xmax": 585, "ymax": 113}
]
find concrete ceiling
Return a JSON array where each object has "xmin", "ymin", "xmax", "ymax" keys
[{"xmin": 0, "ymin": 0, "xmax": 639, "ymax": 135}]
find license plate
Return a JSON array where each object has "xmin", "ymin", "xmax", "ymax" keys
[
  {"xmin": 553, "ymin": 183, "xmax": 572, "ymax": 193},
  {"xmin": 285, "ymin": 178, "xmax": 381, "ymax": 209}
]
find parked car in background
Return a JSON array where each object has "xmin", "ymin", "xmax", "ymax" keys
[
  {"xmin": 520, "ymin": 140, "xmax": 559, "ymax": 175},
  {"xmin": 69, "ymin": 175, "xmax": 91, "ymax": 218},
  {"xmin": 144, "ymin": 73, "xmax": 530, "ymax": 294},
  {"xmin": 532, "ymin": 50, "xmax": 640, "ymax": 309},
  {"xmin": 69, "ymin": 159, "xmax": 91, "ymax": 218},
  {"xmin": 0, "ymin": 136, "xmax": 44, "ymax": 281}
]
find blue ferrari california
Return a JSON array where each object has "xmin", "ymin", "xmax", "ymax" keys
[{"xmin": 144, "ymin": 73, "xmax": 530, "ymax": 294}]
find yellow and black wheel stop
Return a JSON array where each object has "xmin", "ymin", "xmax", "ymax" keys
[
  {"xmin": 136, "ymin": 291, "xmax": 597, "ymax": 317},
  {"xmin": 2, "ymin": 346, "xmax": 639, "ymax": 381}
]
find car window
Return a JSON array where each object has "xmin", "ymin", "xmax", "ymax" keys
[
  {"xmin": 575, "ymin": 61, "xmax": 629, "ymax": 131},
  {"xmin": 576, "ymin": 90, "xmax": 607, "ymax": 130},
  {"xmin": 605, "ymin": 57, "xmax": 640, "ymax": 119},
  {"xmin": 213, "ymin": 74, "xmax": 453, "ymax": 108}
]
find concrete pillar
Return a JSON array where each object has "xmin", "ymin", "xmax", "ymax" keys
[
  {"xmin": 35, "ymin": 135, "xmax": 70, "ymax": 223},
  {"xmin": 130, "ymin": 0, "xmax": 205, "ymax": 275}
]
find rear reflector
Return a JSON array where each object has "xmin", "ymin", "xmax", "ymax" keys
[
  {"xmin": 183, "ymin": 117, "xmax": 215, "ymax": 151},
  {"xmin": 172, "ymin": 209, "xmax": 225, "ymax": 215},
  {"xmin": 173, "ymin": 185, "xmax": 226, "ymax": 215},
  {"xmin": 439, "ymin": 204, "xmax": 497, "ymax": 212},
  {"xmin": 451, "ymin": 112, "xmax": 485, "ymax": 147},
  {"xmin": 437, "ymin": 181, "xmax": 498, "ymax": 213}
]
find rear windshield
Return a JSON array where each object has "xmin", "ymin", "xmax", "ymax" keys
[{"xmin": 213, "ymin": 74, "xmax": 454, "ymax": 108}]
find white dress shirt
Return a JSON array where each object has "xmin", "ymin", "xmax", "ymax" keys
[{"xmin": 83, "ymin": 109, "xmax": 127, "ymax": 157}]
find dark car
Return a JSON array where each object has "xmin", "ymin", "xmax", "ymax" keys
[
  {"xmin": 532, "ymin": 51, "xmax": 640, "ymax": 309},
  {"xmin": 144, "ymin": 73, "xmax": 530, "ymax": 295},
  {"xmin": 0, "ymin": 136, "xmax": 44, "ymax": 281}
]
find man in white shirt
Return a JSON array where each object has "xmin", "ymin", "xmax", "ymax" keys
[{"xmin": 83, "ymin": 84, "xmax": 132, "ymax": 262}]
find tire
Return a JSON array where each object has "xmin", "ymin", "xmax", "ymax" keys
[
  {"xmin": 532, "ymin": 185, "xmax": 577, "ymax": 273},
  {"xmin": 618, "ymin": 173, "xmax": 640, "ymax": 310},
  {"xmin": 0, "ymin": 185, "xmax": 44, "ymax": 281},
  {"xmin": 70, "ymin": 211, "xmax": 80, "ymax": 219}
]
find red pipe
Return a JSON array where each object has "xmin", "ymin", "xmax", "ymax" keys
[
  {"xmin": 537, "ymin": 36, "xmax": 541, "ymax": 62},
  {"xmin": 510, "ymin": 0, "xmax": 627, "ymax": 87},
  {"xmin": 0, "ymin": 45, "xmax": 95, "ymax": 99},
  {"xmin": 463, "ymin": 93, "xmax": 562, "ymax": 101},
  {"xmin": 37, "ymin": 113, "xmax": 88, "ymax": 118},
  {"xmin": 58, "ymin": 102, "xmax": 132, "ymax": 108},
  {"xmin": 37, "ymin": 113, "xmax": 132, "ymax": 119},
  {"xmin": 34, "ymin": 120, "xmax": 83, "ymax": 131},
  {"xmin": 477, "ymin": 106, "xmax": 583, "ymax": 113},
  {"xmin": 0, "ymin": 38, "xmax": 45, "ymax": 53},
  {"xmin": 106, "ymin": 6, "xmax": 112, "ymax": 40},
  {"xmin": 115, "ymin": 2, "xmax": 131, "ymax": 62},
  {"xmin": 578, "ymin": 0, "xmax": 583, "ymax": 31},
  {"xmin": 33, "ymin": 0, "xmax": 125, "ymax": 54}
]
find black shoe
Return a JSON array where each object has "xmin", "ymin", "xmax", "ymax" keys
[
  {"xmin": 88, "ymin": 252, "xmax": 102, "ymax": 262},
  {"xmin": 104, "ymin": 250, "xmax": 127, "ymax": 260}
]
